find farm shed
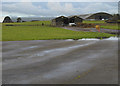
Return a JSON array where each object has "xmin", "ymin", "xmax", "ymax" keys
[
  {"xmin": 86, "ymin": 12, "xmax": 113, "ymax": 20},
  {"xmin": 3, "ymin": 16, "xmax": 13, "ymax": 23},
  {"xmin": 52, "ymin": 16, "xmax": 69, "ymax": 26},
  {"xmin": 68, "ymin": 16, "xmax": 83, "ymax": 24}
]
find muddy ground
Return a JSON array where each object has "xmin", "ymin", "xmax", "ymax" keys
[{"xmin": 2, "ymin": 39, "xmax": 118, "ymax": 84}]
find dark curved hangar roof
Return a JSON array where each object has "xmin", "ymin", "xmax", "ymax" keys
[
  {"xmin": 78, "ymin": 12, "xmax": 113, "ymax": 20},
  {"xmin": 86, "ymin": 12, "xmax": 113, "ymax": 20},
  {"xmin": 3, "ymin": 16, "xmax": 13, "ymax": 23}
]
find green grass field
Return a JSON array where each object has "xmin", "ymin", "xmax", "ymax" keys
[
  {"xmin": 2, "ymin": 21, "xmax": 115, "ymax": 41},
  {"xmin": 83, "ymin": 20, "xmax": 105, "ymax": 24},
  {"xmin": 101, "ymin": 25, "xmax": 119, "ymax": 30}
]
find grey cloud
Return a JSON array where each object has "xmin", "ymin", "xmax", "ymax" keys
[{"xmin": 2, "ymin": 2, "xmax": 118, "ymax": 17}]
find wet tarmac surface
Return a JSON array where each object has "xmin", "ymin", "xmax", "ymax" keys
[
  {"xmin": 2, "ymin": 38, "xmax": 118, "ymax": 84},
  {"xmin": 63, "ymin": 27, "xmax": 120, "ymax": 34}
]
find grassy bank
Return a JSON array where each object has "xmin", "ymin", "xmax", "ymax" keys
[{"xmin": 2, "ymin": 25, "xmax": 115, "ymax": 41}]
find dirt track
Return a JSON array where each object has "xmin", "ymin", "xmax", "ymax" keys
[{"xmin": 2, "ymin": 39, "xmax": 118, "ymax": 84}]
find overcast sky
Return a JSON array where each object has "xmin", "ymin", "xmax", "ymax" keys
[{"xmin": 1, "ymin": 2, "xmax": 118, "ymax": 17}]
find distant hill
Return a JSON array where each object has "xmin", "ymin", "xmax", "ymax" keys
[{"xmin": 9, "ymin": 17, "xmax": 56, "ymax": 22}]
